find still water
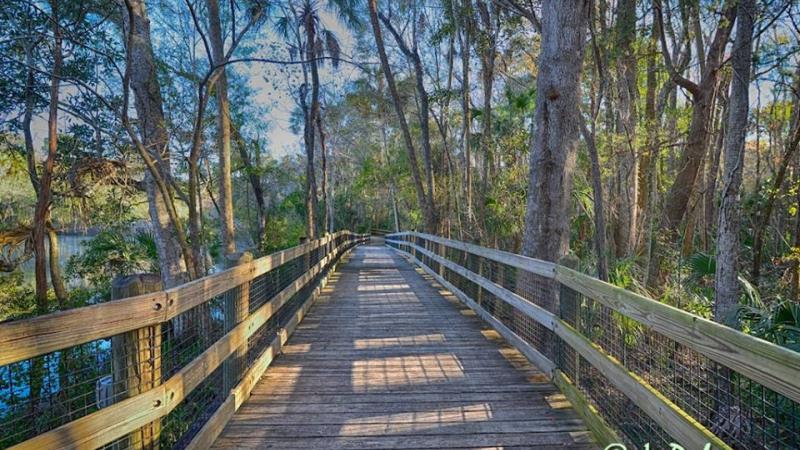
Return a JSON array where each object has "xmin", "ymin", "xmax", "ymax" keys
[{"xmin": 19, "ymin": 233, "xmax": 93, "ymax": 286}]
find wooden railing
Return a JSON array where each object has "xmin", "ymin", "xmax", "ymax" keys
[
  {"xmin": 387, "ymin": 232, "xmax": 800, "ymax": 450},
  {"xmin": 0, "ymin": 231, "xmax": 368, "ymax": 449}
]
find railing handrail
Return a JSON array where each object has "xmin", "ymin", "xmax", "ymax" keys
[
  {"xmin": 386, "ymin": 231, "xmax": 800, "ymax": 404},
  {"xmin": 387, "ymin": 231, "xmax": 800, "ymax": 449},
  {"xmin": 4, "ymin": 230, "xmax": 367, "ymax": 450},
  {"xmin": 0, "ymin": 231, "xmax": 362, "ymax": 367}
]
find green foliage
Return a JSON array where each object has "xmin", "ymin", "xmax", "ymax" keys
[
  {"xmin": 687, "ymin": 252, "xmax": 716, "ymax": 281},
  {"xmin": 65, "ymin": 228, "xmax": 159, "ymax": 294},
  {"xmin": 0, "ymin": 270, "xmax": 35, "ymax": 321},
  {"xmin": 259, "ymin": 190, "xmax": 307, "ymax": 255},
  {"xmin": 741, "ymin": 300, "xmax": 800, "ymax": 352}
]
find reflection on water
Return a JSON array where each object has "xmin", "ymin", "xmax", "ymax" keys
[{"xmin": 19, "ymin": 234, "xmax": 93, "ymax": 286}]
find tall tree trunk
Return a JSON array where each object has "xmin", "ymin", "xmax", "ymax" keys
[
  {"xmin": 581, "ymin": 121, "xmax": 609, "ymax": 281},
  {"xmin": 379, "ymin": 9, "xmax": 437, "ymax": 231},
  {"xmin": 461, "ymin": 0, "xmax": 473, "ymax": 225},
  {"xmin": 476, "ymin": 0, "xmax": 498, "ymax": 238},
  {"xmin": 704, "ymin": 85, "xmax": 729, "ymax": 251},
  {"xmin": 233, "ymin": 127, "xmax": 267, "ymax": 245},
  {"xmin": 367, "ymin": 0, "xmax": 435, "ymax": 233},
  {"xmin": 613, "ymin": 0, "xmax": 638, "ymax": 257},
  {"xmin": 657, "ymin": 0, "xmax": 735, "ymax": 232},
  {"xmin": 638, "ymin": 20, "xmax": 657, "ymax": 253},
  {"xmin": 207, "ymin": 0, "xmax": 236, "ymax": 255},
  {"xmin": 317, "ymin": 116, "xmax": 329, "ymax": 234},
  {"xmin": 123, "ymin": 0, "xmax": 189, "ymax": 288},
  {"xmin": 714, "ymin": 0, "xmax": 755, "ymax": 329},
  {"xmin": 303, "ymin": 13, "xmax": 321, "ymax": 240},
  {"xmin": 521, "ymin": 0, "xmax": 589, "ymax": 263},
  {"xmin": 32, "ymin": 0, "xmax": 63, "ymax": 309}
]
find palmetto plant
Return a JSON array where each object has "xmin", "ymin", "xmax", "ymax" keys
[{"xmin": 740, "ymin": 299, "xmax": 800, "ymax": 351}]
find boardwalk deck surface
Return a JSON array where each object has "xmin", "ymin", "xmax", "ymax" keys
[{"xmin": 212, "ymin": 245, "xmax": 595, "ymax": 449}]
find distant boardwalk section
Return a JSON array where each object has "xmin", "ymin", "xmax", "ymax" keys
[{"xmin": 212, "ymin": 245, "xmax": 594, "ymax": 449}]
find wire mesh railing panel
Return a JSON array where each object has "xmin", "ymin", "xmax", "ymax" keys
[
  {"xmin": 388, "ymin": 235, "xmax": 559, "ymax": 362},
  {"xmin": 386, "ymin": 232, "xmax": 800, "ymax": 450},
  {"xmin": 561, "ymin": 284, "xmax": 800, "ymax": 449},
  {"xmin": 0, "ymin": 338, "xmax": 112, "ymax": 447},
  {"xmin": 0, "ymin": 232, "xmax": 365, "ymax": 450}
]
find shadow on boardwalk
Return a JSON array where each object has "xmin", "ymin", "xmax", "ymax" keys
[{"xmin": 212, "ymin": 245, "xmax": 595, "ymax": 449}]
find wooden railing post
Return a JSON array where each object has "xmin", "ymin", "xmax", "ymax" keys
[
  {"xmin": 111, "ymin": 273, "xmax": 163, "ymax": 450},
  {"xmin": 558, "ymin": 255, "xmax": 581, "ymax": 384},
  {"xmin": 223, "ymin": 251, "xmax": 253, "ymax": 393},
  {"xmin": 299, "ymin": 237, "xmax": 310, "ymax": 272}
]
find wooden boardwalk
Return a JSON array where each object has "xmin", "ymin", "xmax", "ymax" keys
[{"xmin": 212, "ymin": 244, "xmax": 595, "ymax": 449}]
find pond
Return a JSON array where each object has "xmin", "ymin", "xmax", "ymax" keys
[{"xmin": 19, "ymin": 233, "xmax": 94, "ymax": 287}]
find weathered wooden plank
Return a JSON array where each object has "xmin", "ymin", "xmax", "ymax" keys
[
  {"xmin": 219, "ymin": 418, "xmax": 589, "ymax": 438},
  {"xmin": 391, "ymin": 245, "xmax": 556, "ymax": 375},
  {"xmin": 233, "ymin": 400, "xmax": 574, "ymax": 415},
  {"xmin": 212, "ymin": 246, "xmax": 593, "ymax": 449},
  {"xmin": 187, "ymin": 240, "xmax": 357, "ymax": 449},
  {"xmin": 0, "ymin": 290, "xmax": 165, "ymax": 366},
  {"xmin": 231, "ymin": 405, "xmax": 576, "ymax": 423},
  {"xmin": 0, "ymin": 232, "xmax": 358, "ymax": 366},
  {"xmin": 552, "ymin": 319, "xmax": 730, "ymax": 450},
  {"xmin": 555, "ymin": 264, "xmax": 800, "ymax": 406},
  {"xmin": 213, "ymin": 432, "xmax": 595, "ymax": 450},
  {"xmin": 552, "ymin": 370, "xmax": 621, "ymax": 447},
  {"xmin": 11, "ymin": 237, "xmax": 360, "ymax": 450},
  {"xmin": 387, "ymin": 233, "xmax": 557, "ymax": 278}
]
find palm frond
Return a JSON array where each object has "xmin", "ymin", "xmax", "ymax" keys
[{"xmin": 323, "ymin": 29, "xmax": 340, "ymax": 67}]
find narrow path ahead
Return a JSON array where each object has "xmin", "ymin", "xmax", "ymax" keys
[{"xmin": 212, "ymin": 245, "xmax": 595, "ymax": 449}]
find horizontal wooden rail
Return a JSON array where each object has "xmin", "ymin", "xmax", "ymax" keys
[
  {"xmin": 390, "ymin": 231, "xmax": 556, "ymax": 277},
  {"xmin": 0, "ymin": 231, "xmax": 348, "ymax": 367},
  {"xmin": 388, "ymin": 239, "xmax": 727, "ymax": 449},
  {"xmin": 387, "ymin": 232, "xmax": 800, "ymax": 406},
  {"xmin": 4, "ymin": 231, "xmax": 367, "ymax": 450},
  {"xmin": 387, "ymin": 232, "xmax": 800, "ymax": 449},
  {"xmin": 554, "ymin": 265, "xmax": 800, "ymax": 406}
]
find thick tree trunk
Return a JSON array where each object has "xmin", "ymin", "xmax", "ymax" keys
[
  {"xmin": 368, "ymin": 0, "xmax": 435, "ymax": 233},
  {"xmin": 207, "ymin": 0, "xmax": 236, "ymax": 255},
  {"xmin": 124, "ymin": 0, "xmax": 188, "ymax": 288},
  {"xmin": 48, "ymin": 228, "xmax": 67, "ymax": 306},
  {"xmin": 521, "ymin": 0, "xmax": 589, "ymax": 263},
  {"xmin": 714, "ymin": 0, "xmax": 755, "ymax": 329}
]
